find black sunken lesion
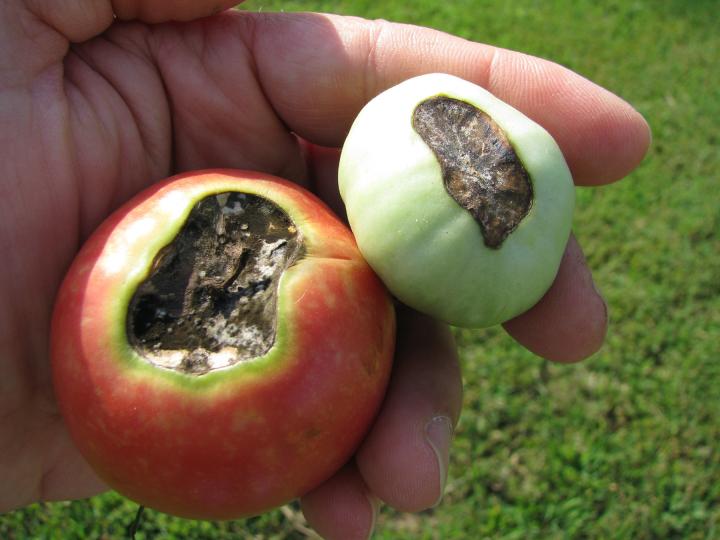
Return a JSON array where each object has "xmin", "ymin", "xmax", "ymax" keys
[
  {"xmin": 127, "ymin": 192, "xmax": 304, "ymax": 375},
  {"xmin": 412, "ymin": 96, "xmax": 533, "ymax": 248}
]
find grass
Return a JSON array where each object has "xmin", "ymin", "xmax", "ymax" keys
[{"xmin": 3, "ymin": 0, "xmax": 719, "ymax": 538}]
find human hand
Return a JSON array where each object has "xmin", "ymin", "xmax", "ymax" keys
[{"xmin": 0, "ymin": 2, "xmax": 649, "ymax": 538}]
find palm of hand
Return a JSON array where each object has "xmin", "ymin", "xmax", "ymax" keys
[{"xmin": 0, "ymin": 9, "xmax": 316, "ymax": 510}]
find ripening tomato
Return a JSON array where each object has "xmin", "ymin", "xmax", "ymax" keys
[{"xmin": 51, "ymin": 169, "xmax": 395, "ymax": 519}]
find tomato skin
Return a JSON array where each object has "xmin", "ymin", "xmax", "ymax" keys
[
  {"xmin": 51, "ymin": 170, "xmax": 395, "ymax": 519},
  {"xmin": 339, "ymin": 73, "xmax": 575, "ymax": 328}
]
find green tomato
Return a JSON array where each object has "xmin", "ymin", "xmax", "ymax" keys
[{"xmin": 339, "ymin": 73, "xmax": 575, "ymax": 328}]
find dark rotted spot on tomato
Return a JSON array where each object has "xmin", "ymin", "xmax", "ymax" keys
[
  {"xmin": 412, "ymin": 96, "xmax": 533, "ymax": 248},
  {"xmin": 127, "ymin": 192, "xmax": 304, "ymax": 375}
]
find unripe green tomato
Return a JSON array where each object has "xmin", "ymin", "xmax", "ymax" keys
[{"xmin": 339, "ymin": 73, "xmax": 575, "ymax": 328}]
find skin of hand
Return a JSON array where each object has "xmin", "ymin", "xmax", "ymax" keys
[{"xmin": 0, "ymin": 1, "xmax": 650, "ymax": 538}]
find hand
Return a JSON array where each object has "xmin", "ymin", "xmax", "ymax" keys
[{"xmin": 0, "ymin": 2, "xmax": 650, "ymax": 538}]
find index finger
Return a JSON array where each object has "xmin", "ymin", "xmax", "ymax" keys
[{"xmin": 245, "ymin": 12, "xmax": 650, "ymax": 185}]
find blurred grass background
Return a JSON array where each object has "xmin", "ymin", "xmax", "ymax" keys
[{"xmin": 3, "ymin": 0, "xmax": 719, "ymax": 538}]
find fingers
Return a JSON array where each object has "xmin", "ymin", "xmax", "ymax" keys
[
  {"xmin": 22, "ymin": 0, "xmax": 114, "ymax": 43},
  {"xmin": 299, "ymin": 307, "xmax": 461, "ymax": 536},
  {"xmin": 245, "ymin": 12, "xmax": 650, "ymax": 186},
  {"xmin": 19, "ymin": 0, "xmax": 239, "ymax": 45},
  {"xmin": 112, "ymin": 0, "xmax": 240, "ymax": 24},
  {"xmin": 301, "ymin": 464, "xmax": 378, "ymax": 540},
  {"xmin": 35, "ymin": 423, "xmax": 108, "ymax": 504},
  {"xmin": 481, "ymin": 48, "xmax": 652, "ymax": 185},
  {"xmin": 503, "ymin": 235, "xmax": 608, "ymax": 362},
  {"xmin": 354, "ymin": 308, "xmax": 463, "ymax": 512}
]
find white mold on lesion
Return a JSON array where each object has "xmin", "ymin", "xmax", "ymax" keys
[{"xmin": 126, "ymin": 192, "xmax": 304, "ymax": 376}]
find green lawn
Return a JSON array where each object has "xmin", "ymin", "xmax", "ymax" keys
[{"xmin": 3, "ymin": 0, "xmax": 719, "ymax": 538}]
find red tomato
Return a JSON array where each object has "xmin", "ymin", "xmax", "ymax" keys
[{"xmin": 51, "ymin": 170, "xmax": 395, "ymax": 519}]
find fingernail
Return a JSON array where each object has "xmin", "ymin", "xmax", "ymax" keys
[
  {"xmin": 424, "ymin": 415, "xmax": 453, "ymax": 507},
  {"xmin": 591, "ymin": 277, "xmax": 610, "ymax": 326},
  {"xmin": 364, "ymin": 494, "xmax": 380, "ymax": 540}
]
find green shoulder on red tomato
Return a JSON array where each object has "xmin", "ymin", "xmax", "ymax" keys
[{"xmin": 51, "ymin": 169, "xmax": 395, "ymax": 520}]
